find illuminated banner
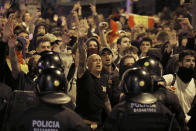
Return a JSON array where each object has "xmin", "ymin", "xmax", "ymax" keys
[{"xmin": 128, "ymin": 14, "xmax": 154, "ymax": 29}]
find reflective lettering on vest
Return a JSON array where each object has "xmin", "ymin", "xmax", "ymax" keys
[
  {"xmin": 130, "ymin": 103, "xmax": 157, "ymax": 112},
  {"xmin": 48, "ymin": 121, "xmax": 53, "ymax": 128},
  {"xmin": 32, "ymin": 120, "xmax": 60, "ymax": 130},
  {"xmin": 33, "ymin": 129, "xmax": 58, "ymax": 131}
]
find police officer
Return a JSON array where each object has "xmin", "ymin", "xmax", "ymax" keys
[
  {"xmin": 104, "ymin": 67, "xmax": 181, "ymax": 131},
  {"xmin": 134, "ymin": 57, "xmax": 186, "ymax": 130},
  {"xmin": 10, "ymin": 68, "xmax": 90, "ymax": 131}
]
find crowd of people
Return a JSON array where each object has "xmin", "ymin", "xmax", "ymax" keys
[{"xmin": 0, "ymin": 1, "xmax": 196, "ymax": 131}]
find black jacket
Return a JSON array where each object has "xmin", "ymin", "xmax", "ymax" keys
[
  {"xmin": 10, "ymin": 101, "xmax": 90, "ymax": 131},
  {"xmin": 104, "ymin": 100, "xmax": 181, "ymax": 131}
]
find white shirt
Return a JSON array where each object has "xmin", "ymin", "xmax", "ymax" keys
[{"xmin": 163, "ymin": 74, "xmax": 196, "ymax": 122}]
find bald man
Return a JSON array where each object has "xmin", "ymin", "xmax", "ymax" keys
[
  {"xmin": 76, "ymin": 53, "xmax": 111, "ymax": 130},
  {"xmin": 86, "ymin": 54, "xmax": 102, "ymax": 78}
]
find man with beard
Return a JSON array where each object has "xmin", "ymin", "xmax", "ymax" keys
[{"xmin": 163, "ymin": 49, "xmax": 196, "ymax": 123}]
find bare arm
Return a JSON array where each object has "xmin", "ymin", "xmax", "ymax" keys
[
  {"xmin": 8, "ymin": 36, "xmax": 20, "ymax": 79},
  {"xmin": 2, "ymin": 14, "xmax": 15, "ymax": 43},
  {"xmin": 77, "ymin": 2, "xmax": 82, "ymax": 17},
  {"xmin": 3, "ymin": 15, "xmax": 20, "ymax": 78},
  {"xmin": 72, "ymin": 11, "xmax": 80, "ymax": 27},
  {"xmin": 90, "ymin": 4, "xmax": 110, "ymax": 48},
  {"xmin": 66, "ymin": 2, "xmax": 80, "ymax": 30},
  {"xmin": 76, "ymin": 19, "xmax": 89, "ymax": 78},
  {"xmin": 77, "ymin": 37, "xmax": 87, "ymax": 78}
]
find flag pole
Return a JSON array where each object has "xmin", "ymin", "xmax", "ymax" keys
[{"xmin": 127, "ymin": 0, "xmax": 133, "ymax": 13}]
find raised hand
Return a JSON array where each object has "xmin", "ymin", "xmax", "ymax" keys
[
  {"xmin": 2, "ymin": 14, "xmax": 15, "ymax": 42},
  {"xmin": 72, "ymin": 1, "xmax": 81, "ymax": 12},
  {"xmin": 78, "ymin": 19, "xmax": 89, "ymax": 37},
  {"xmin": 90, "ymin": 4, "xmax": 97, "ymax": 16}
]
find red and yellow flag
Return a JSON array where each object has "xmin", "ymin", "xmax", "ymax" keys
[{"xmin": 128, "ymin": 14, "xmax": 154, "ymax": 29}]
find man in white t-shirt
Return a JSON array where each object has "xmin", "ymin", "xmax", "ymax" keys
[{"xmin": 163, "ymin": 49, "xmax": 196, "ymax": 123}]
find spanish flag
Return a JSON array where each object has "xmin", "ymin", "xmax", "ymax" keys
[
  {"xmin": 128, "ymin": 14, "xmax": 154, "ymax": 29},
  {"xmin": 106, "ymin": 19, "xmax": 119, "ymax": 44}
]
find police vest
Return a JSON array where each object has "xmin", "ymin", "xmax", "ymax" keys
[
  {"xmin": 3, "ymin": 90, "xmax": 39, "ymax": 130},
  {"xmin": 117, "ymin": 101, "xmax": 181, "ymax": 131}
]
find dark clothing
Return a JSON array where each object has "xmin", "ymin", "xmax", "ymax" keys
[
  {"xmin": 164, "ymin": 54, "xmax": 179, "ymax": 74},
  {"xmin": 76, "ymin": 70, "xmax": 107, "ymax": 123},
  {"xmin": 16, "ymin": 71, "xmax": 37, "ymax": 91},
  {"xmin": 0, "ymin": 41, "xmax": 36, "ymax": 91},
  {"xmin": 4, "ymin": 90, "xmax": 39, "ymax": 131},
  {"xmin": 10, "ymin": 102, "xmax": 90, "ymax": 131},
  {"xmin": 0, "ymin": 41, "xmax": 18, "ymax": 90},
  {"xmin": 147, "ymin": 47, "xmax": 179, "ymax": 75},
  {"xmin": 154, "ymin": 88, "xmax": 186, "ymax": 130},
  {"xmin": 188, "ymin": 96, "xmax": 196, "ymax": 131},
  {"xmin": 114, "ymin": 55, "xmax": 121, "ymax": 67},
  {"xmin": 104, "ymin": 101, "xmax": 181, "ymax": 131},
  {"xmin": 4, "ymin": 91, "xmax": 76, "ymax": 131},
  {"xmin": 0, "ymin": 83, "xmax": 12, "ymax": 130},
  {"xmin": 100, "ymin": 65, "xmax": 120, "ymax": 107}
]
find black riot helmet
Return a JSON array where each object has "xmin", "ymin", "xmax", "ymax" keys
[
  {"xmin": 37, "ymin": 51, "xmax": 63, "ymax": 73},
  {"xmin": 122, "ymin": 67, "xmax": 154, "ymax": 102},
  {"xmin": 37, "ymin": 68, "xmax": 67, "ymax": 94},
  {"xmin": 36, "ymin": 68, "xmax": 71, "ymax": 104},
  {"xmin": 134, "ymin": 57, "xmax": 164, "ymax": 89},
  {"xmin": 134, "ymin": 57, "xmax": 163, "ymax": 76}
]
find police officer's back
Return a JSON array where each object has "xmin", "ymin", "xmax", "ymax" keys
[
  {"xmin": 134, "ymin": 57, "xmax": 186, "ymax": 130},
  {"xmin": 104, "ymin": 68, "xmax": 181, "ymax": 131},
  {"xmin": 10, "ymin": 68, "xmax": 90, "ymax": 131}
]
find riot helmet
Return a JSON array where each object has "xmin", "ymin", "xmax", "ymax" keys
[
  {"xmin": 37, "ymin": 68, "xmax": 67, "ymax": 94},
  {"xmin": 134, "ymin": 57, "xmax": 163, "ymax": 76},
  {"xmin": 134, "ymin": 57, "xmax": 165, "ymax": 89},
  {"xmin": 36, "ymin": 68, "xmax": 71, "ymax": 105},
  {"xmin": 122, "ymin": 67, "xmax": 153, "ymax": 99},
  {"xmin": 37, "ymin": 51, "xmax": 63, "ymax": 73}
]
